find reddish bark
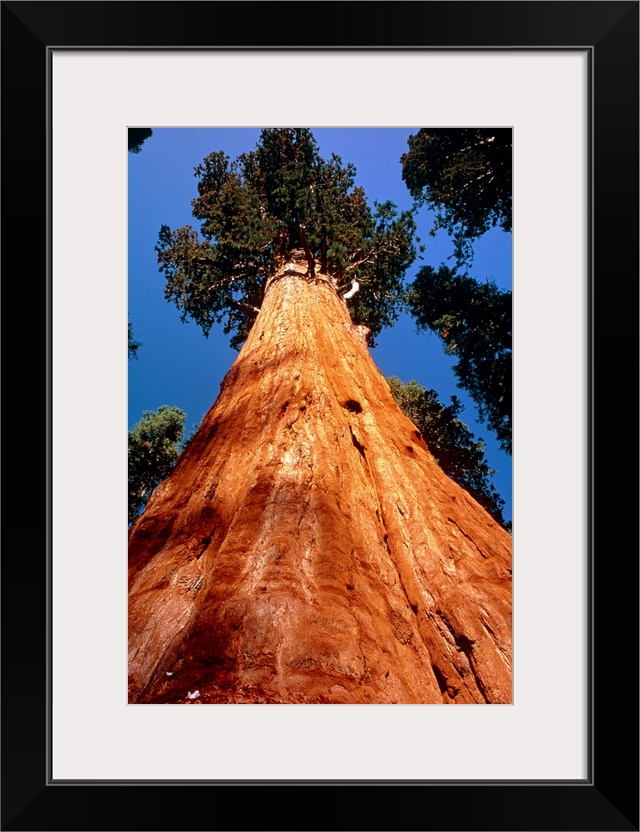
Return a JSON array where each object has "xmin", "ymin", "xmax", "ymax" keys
[{"xmin": 129, "ymin": 256, "xmax": 512, "ymax": 704}]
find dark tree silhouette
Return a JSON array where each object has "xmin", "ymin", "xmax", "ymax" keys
[
  {"xmin": 401, "ymin": 128, "xmax": 511, "ymax": 267},
  {"xmin": 128, "ymin": 128, "xmax": 153, "ymax": 154},
  {"xmin": 406, "ymin": 265, "xmax": 512, "ymax": 455}
]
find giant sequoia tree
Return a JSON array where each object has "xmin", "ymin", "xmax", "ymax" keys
[{"xmin": 129, "ymin": 129, "xmax": 512, "ymax": 705}]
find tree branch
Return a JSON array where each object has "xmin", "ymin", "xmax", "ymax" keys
[
  {"xmin": 320, "ymin": 226, "xmax": 328, "ymax": 273},
  {"xmin": 224, "ymin": 295, "xmax": 261, "ymax": 316},
  {"xmin": 341, "ymin": 279, "xmax": 360, "ymax": 300},
  {"xmin": 341, "ymin": 242, "xmax": 385, "ymax": 277}
]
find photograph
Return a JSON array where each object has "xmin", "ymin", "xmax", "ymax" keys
[
  {"xmin": 128, "ymin": 126, "xmax": 513, "ymax": 705},
  {"xmin": 3, "ymin": 0, "xmax": 637, "ymax": 827}
]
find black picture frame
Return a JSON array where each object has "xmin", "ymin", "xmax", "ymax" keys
[{"xmin": 2, "ymin": 2, "xmax": 638, "ymax": 830}]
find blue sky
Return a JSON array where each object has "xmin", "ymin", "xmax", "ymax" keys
[{"xmin": 128, "ymin": 128, "xmax": 512, "ymax": 523}]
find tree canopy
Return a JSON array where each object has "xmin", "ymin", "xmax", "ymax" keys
[
  {"xmin": 401, "ymin": 128, "xmax": 511, "ymax": 266},
  {"xmin": 406, "ymin": 266, "xmax": 511, "ymax": 455},
  {"xmin": 128, "ymin": 405, "xmax": 186, "ymax": 523},
  {"xmin": 387, "ymin": 376, "xmax": 508, "ymax": 528},
  {"xmin": 128, "ymin": 128, "xmax": 153, "ymax": 154},
  {"xmin": 156, "ymin": 128, "xmax": 416, "ymax": 348}
]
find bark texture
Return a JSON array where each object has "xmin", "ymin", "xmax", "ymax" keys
[{"xmin": 129, "ymin": 255, "xmax": 512, "ymax": 704}]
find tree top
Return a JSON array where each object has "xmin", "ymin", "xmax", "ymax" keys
[{"xmin": 156, "ymin": 128, "xmax": 416, "ymax": 348}]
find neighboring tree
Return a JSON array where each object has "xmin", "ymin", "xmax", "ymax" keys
[
  {"xmin": 156, "ymin": 128, "xmax": 416, "ymax": 348},
  {"xmin": 128, "ymin": 128, "xmax": 153, "ymax": 154},
  {"xmin": 406, "ymin": 265, "xmax": 512, "ymax": 455},
  {"xmin": 128, "ymin": 321, "xmax": 142, "ymax": 360},
  {"xmin": 401, "ymin": 128, "xmax": 511, "ymax": 266},
  {"xmin": 128, "ymin": 405, "xmax": 186, "ymax": 524},
  {"xmin": 387, "ymin": 376, "xmax": 507, "ymax": 528}
]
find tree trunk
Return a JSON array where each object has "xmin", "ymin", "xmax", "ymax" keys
[{"xmin": 128, "ymin": 255, "xmax": 512, "ymax": 704}]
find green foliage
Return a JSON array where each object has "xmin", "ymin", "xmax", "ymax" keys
[
  {"xmin": 406, "ymin": 265, "xmax": 511, "ymax": 455},
  {"xmin": 156, "ymin": 128, "xmax": 416, "ymax": 348},
  {"xmin": 128, "ymin": 321, "xmax": 141, "ymax": 360},
  {"xmin": 387, "ymin": 376, "xmax": 508, "ymax": 528},
  {"xmin": 128, "ymin": 405, "xmax": 186, "ymax": 524},
  {"xmin": 128, "ymin": 128, "xmax": 153, "ymax": 154},
  {"xmin": 401, "ymin": 128, "xmax": 511, "ymax": 266}
]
